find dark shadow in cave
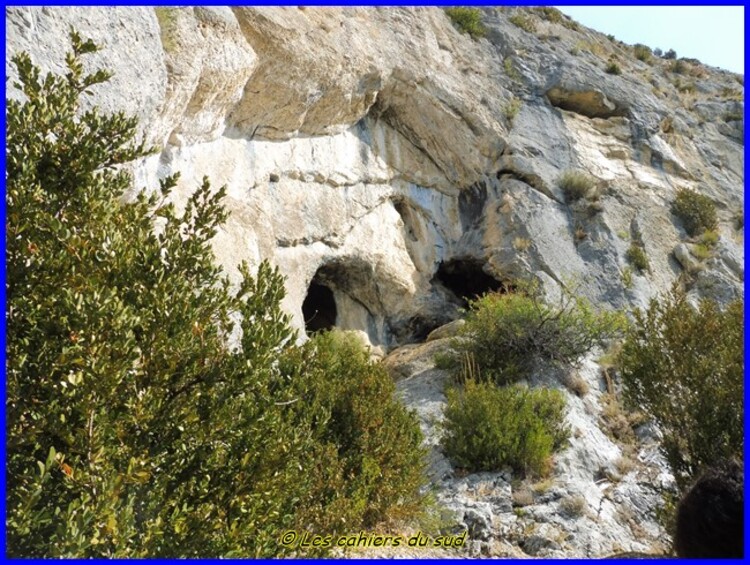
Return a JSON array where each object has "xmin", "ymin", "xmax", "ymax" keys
[
  {"xmin": 434, "ymin": 257, "xmax": 509, "ymax": 305},
  {"xmin": 302, "ymin": 281, "xmax": 337, "ymax": 333}
]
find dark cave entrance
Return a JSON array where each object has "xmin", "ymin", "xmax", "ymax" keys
[
  {"xmin": 434, "ymin": 258, "xmax": 509, "ymax": 304},
  {"xmin": 302, "ymin": 281, "xmax": 337, "ymax": 333}
]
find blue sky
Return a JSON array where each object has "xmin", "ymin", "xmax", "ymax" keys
[{"xmin": 555, "ymin": 6, "xmax": 744, "ymax": 74}]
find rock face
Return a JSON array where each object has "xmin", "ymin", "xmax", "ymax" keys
[
  {"xmin": 7, "ymin": 6, "xmax": 743, "ymax": 348},
  {"xmin": 6, "ymin": 6, "xmax": 743, "ymax": 557}
]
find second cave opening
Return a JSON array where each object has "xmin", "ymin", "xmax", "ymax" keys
[{"xmin": 434, "ymin": 257, "xmax": 508, "ymax": 304}]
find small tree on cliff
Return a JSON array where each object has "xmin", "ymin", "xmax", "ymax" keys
[{"xmin": 6, "ymin": 32, "xmax": 425, "ymax": 557}]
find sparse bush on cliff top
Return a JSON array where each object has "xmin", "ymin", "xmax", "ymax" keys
[
  {"xmin": 619, "ymin": 286, "xmax": 743, "ymax": 492},
  {"xmin": 508, "ymin": 11, "xmax": 537, "ymax": 34},
  {"xmin": 445, "ymin": 7, "xmax": 486, "ymax": 39},
  {"xmin": 633, "ymin": 43, "xmax": 653, "ymax": 63},
  {"xmin": 5, "ymin": 32, "xmax": 425, "ymax": 558}
]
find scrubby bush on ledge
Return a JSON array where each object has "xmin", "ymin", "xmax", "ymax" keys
[
  {"xmin": 558, "ymin": 170, "xmax": 597, "ymax": 202},
  {"xmin": 5, "ymin": 33, "xmax": 425, "ymax": 558},
  {"xmin": 442, "ymin": 380, "xmax": 569, "ymax": 476},
  {"xmin": 445, "ymin": 7, "xmax": 486, "ymax": 39},
  {"xmin": 437, "ymin": 286, "xmax": 625, "ymax": 387},
  {"xmin": 671, "ymin": 187, "xmax": 718, "ymax": 237}
]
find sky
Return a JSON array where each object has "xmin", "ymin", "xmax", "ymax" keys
[{"xmin": 554, "ymin": 6, "xmax": 744, "ymax": 74}]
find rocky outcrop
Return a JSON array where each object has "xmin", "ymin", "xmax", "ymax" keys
[{"xmin": 391, "ymin": 340, "xmax": 672, "ymax": 558}]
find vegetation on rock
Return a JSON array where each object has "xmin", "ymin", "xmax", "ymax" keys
[
  {"xmin": 558, "ymin": 170, "xmax": 597, "ymax": 202},
  {"xmin": 626, "ymin": 244, "xmax": 650, "ymax": 273},
  {"xmin": 5, "ymin": 33, "xmax": 425, "ymax": 558},
  {"xmin": 619, "ymin": 287, "xmax": 743, "ymax": 491},
  {"xmin": 437, "ymin": 286, "xmax": 625, "ymax": 387},
  {"xmin": 445, "ymin": 7, "xmax": 486, "ymax": 39},
  {"xmin": 442, "ymin": 380, "xmax": 569, "ymax": 476},
  {"xmin": 672, "ymin": 188, "xmax": 718, "ymax": 236}
]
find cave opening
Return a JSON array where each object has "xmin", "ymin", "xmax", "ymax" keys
[
  {"xmin": 302, "ymin": 281, "xmax": 337, "ymax": 333},
  {"xmin": 434, "ymin": 258, "xmax": 508, "ymax": 304}
]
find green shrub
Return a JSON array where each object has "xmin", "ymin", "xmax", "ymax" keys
[
  {"xmin": 508, "ymin": 12, "xmax": 537, "ymax": 34},
  {"xmin": 532, "ymin": 7, "xmax": 579, "ymax": 30},
  {"xmin": 626, "ymin": 244, "xmax": 650, "ymax": 273},
  {"xmin": 619, "ymin": 287, "xmax": 743, "ymax": 491},
  {"xmin": 664, "ymin": 48, "xmax": 677, "ymax": 60},
  {"xmin": 690, "ymin": 243, "xmax": 712, "ymax": 261},
  {"xmin": 699, "ymin": 229, "xmax": 720, "ymax": 247},
  {"xmin": 621, "ymin": 266, "xmax": 634, "ymax": 289},
  {"xmin": 606, "ymin": 62, "xmax": 622, "ymax": 75},
  {"xmin": 445, "ymin": 7, "xmax": 486, "ymax": 39},
  {"xmin": 437, "ymin": 288, "xmax": 625, "ymax": 386},
  {"xmin": 442, "ymin": 381, "xmax": 569, "ymax": 476},
  {"xmin": 669, "ymin": 59, "xmax": 689, "ymax": 74},
  {"xmin": 558, "ymin": 170, "xmax": 597, "ymax": 202},
  {"xmin": 672, "ymin": 188, "xmax": 718, "ymax": 236},
  {"xmin": 633, "ymin": 44, "xmax": 653, "ymax": 63},
  {"xmin": 5, "ymin": 33, "xmax": 425, "ymax": 558},
  {"xmin": 287, "ymin": 331, "xmax": 427, "ymax": 528}
]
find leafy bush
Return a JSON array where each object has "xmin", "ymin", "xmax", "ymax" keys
[
  {"xmin": 290, "ymin": 331, "xmax": 427, "ymax": 528},
  {"xmin": 664, "ymin": 49, "xmax": 677, "ymax": 60},
  {"xmin": 508, "ymin": 12, "xmax": 537, "ymax": 34},
  {"xmin": 6, "ymin": 33, "xmax": 425, "ymax": 557},
  {"xmin": 619, "ymin": 287, "xmax": 743, "ymax": 491},
  {"xmin": 558, "ymin": 170, "xmax": 597, "ymax": 202},
  {"xmin": 626, "ymin": 244, "xmax": 650, "ymax": 273},
  {"xmin": 633, "ymin": 44, "xmax": 653, "ymax": 62},
  {"xmin": 672, "ymin": 188, "xmax": 718, "ymax": 236},
  {"xmin": 445, "ymin": 7, "xmax": 486, "ymax": 39},
  {"xmin": 606, "ymin": 62, "xmax": 622, "ymax": 75},
  {"xmin": 437, "ymin": 288, "xmax": 625, "ymax": 386},
  {"xmin": 442, "ymin": 381, "xmax": 569, "ymax": 476}
]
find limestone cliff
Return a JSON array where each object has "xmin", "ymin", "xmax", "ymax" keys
[{"xmin": 6, "ymin": 6, "xmax": 744, "ymax": 557}]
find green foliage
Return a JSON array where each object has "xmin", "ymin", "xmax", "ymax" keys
[
  {"xmin": 699, "ymin": 229, "xmax": 720, "ymax": 247},
  {"xmin": 445, "ymin": 7, "xmax": 486, "ymax": 39},
  {"xmin": 626, "ymin": 244, "xmax": 650, "ymax": 273},
  {"xmin": 438, "ymin": 287, "xmax": 625, "ymax": 387},
  {"xmin": 633, "ymin": 44, "xmax": 653, "ymax": 63},
  {"xmin": 669, "ymin": 59, "xmax": 688, "ymax": 74},
  {"xmin": 619, "ymin": 287, "xmax": 743, "ymax": 491},
  {"xmin": 508, "ymin": 12, "xmax": 537, "ymax": 34},
  {"xmin": 621, "ymin": 267, "xmax": 634, "ymax": 289},
  {"xmin": 691, "ymin": 243, "xmax": 712, "ymax": 261},
  {"xmin": 606, "ymin": 62, "xmax": 622, "ymax": 75},
  {"xmin": 442, "ymin": 381, "xmax": 569, "ymax": 476},
  {"xmin": 672, "ymin": 188, "xmax": 718, "ymax": 236},
  {"xmin": 6, "ymin": 33, "xmax": 425, "ymax": 557},
  {"xmin": 504, "ymin": 95, "xmax": 522, "ymax": 122},
  {"xmin": 290, "ymin": 331, "xmax": 427, "ymax": 528},
  {"xmin": 558, "ymin": 170, "xmax": 597, "ymax": 202}
]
